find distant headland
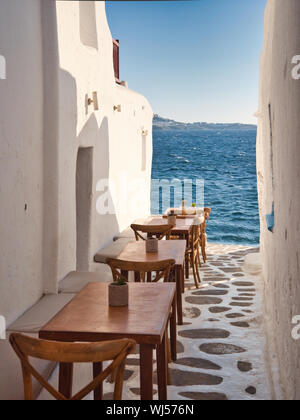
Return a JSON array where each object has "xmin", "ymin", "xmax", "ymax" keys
[{"xmin": 153, "ymin": 114, "xmax": 257, "ymax": 131}]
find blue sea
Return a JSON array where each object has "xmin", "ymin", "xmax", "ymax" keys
[{"xmin": 151, "ymin": 129, "xmax": 260, "ymax": 246}]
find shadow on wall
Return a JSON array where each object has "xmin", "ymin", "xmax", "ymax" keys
[
  {"xmin": 76, "ymin": 114, "xmax": 121, "ymax": 266},
  {"xmin": 76, "ymin": 146, "xmax": 93, "ymax": 271},
  {"xmin": 96, "ymin": 116, "xmax": 121, "ymax": 247},
  {"xmin": 42, "ymin": 2, "xmax": 120, "ymax": 291},
  {"xmin": 59, "ymin": 67, "xmax": 121, "ymax": 277}
]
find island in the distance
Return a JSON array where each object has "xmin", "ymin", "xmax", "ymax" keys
[{"xmin": 153, "ymin": 114, "xmax": 257, "ymax": 131}]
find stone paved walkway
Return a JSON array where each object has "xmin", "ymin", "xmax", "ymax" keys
[
  {"xmin": 38, "ymin": 242, "xmax": 271, "ymax": 400},
  {"xmin": 111, "ymin": 242, "xmax": 271, "ymax": 401}
]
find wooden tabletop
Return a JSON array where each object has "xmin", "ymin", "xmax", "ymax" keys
[
  {"xmin": 144, "ymin": 217, "xmax": 194, "ymax": 235},
  {"xmin": 117, "ymin": 239, "xmax": 186, "ymax": 267},
  {"xmin": 39, "ymin": 282, "xmax": 176, "ymax": 345}
]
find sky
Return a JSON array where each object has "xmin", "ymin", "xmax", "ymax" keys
[{"xmin": 106, "ymin": 0, "xmax": 267, "ymax": 124}]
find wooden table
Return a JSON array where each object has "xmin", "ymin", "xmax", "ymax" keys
[
  {"xmin": 143, "ymin": 217, "xmax": 193, "ymax": 281},
  {"xmin": 116, "ymin": 239, "xmax": 186, "ymax": 325},
  {"xmin": 39, "ymin": 282, "xmax": 177, "ymax": 401}
]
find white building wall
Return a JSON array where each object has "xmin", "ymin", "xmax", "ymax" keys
[
  {"xmin": 0, "ymin": 0, "xmax": 153, "ymax": 324},
  {"xmin": 55, "ymin": 1, "xmax": 153, "ymax": 287},
  {"xmin": 0, "ymin": 0, "xmax": 44, "ymax": 326},
  {"xmin": 257, "ymin": 0, "xmax": 300, "ymax": 400}
]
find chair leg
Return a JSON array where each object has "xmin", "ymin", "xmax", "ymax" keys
[
  {"xmin": 93, "ymin": 362, "xmax": 103, "ymax": 400},
  {"xmin": 192, "ymin": 263, "xmax": 198, "ymax": 288},
  {"xmin": 201, "ymin": 237, "xmax": 207, "ymax": 263},
  {"xmin": 165, "ymin": 327, "xmax": 171, "ymax": 385},
  {"xmin": 156, "ymin": 334, "xmax": 168, "ymax": 400},
  {"xmin": 191, "ymin": 252, "xmax": 200, "ymax": 289},
  {"xmin": 22, "ymin": 361, "xmax": 34, "ymax": 401},
  {"xmin": 197, "ymin": 243, "xmax": 202, "ymax": 268},
  {"xmin": 195, "ymin": 255, "xmax": 201, "ymax": 285},
  {"xmin": 59, "ymin": 363, "xmax": 73, "ymax": 399},
  {"xmin": 113, "ymin": 360, "xmax": 126, "ymax": 400},
  {"xmin": 196, "ymin": 248, "xmax": 202, "ymax": 284}
]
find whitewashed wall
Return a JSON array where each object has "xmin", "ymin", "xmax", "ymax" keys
[
  {"xmin": 257, "ymin": 0, "xmax": 300, "ymax": 400},
  {"xmin": 0, "ymin": 0, "xmax": 44, "ymax": 326},
  {"xmin": 55, "ymin": 1, "xmax": 153, "ymax": 288},
  {"xmin": 0, "ymin": 0, "xmax": 153, "ymax": 325}
]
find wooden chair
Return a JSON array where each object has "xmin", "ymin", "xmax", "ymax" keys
[
  {"xmin": 107, "ymin": 258, "xmax": 175, "ymax": 284},
  {"xmin": 186, "ymin": 225, "xmax": 201, "ymax": 288},
  {"xmin": 199, "ymin": 208, "xmax": 211, "ymax": 263},
  {"xmin": 131, "ymin": 223, "xmax": 173, "ymax": 241},
  {"xmin": 9, "ymin": 333, "xmax": 136, "ymax": 401}
]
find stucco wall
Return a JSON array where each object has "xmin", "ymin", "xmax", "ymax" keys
[
  {"xmin": 257, "ymin": 0, "xmax": 300, "ymax": 400},
  {"xmin": 0, "ymin": 0, "xmax": 153, "ymax": 324},
  {"xmin": 0, "ymin": 0, "xmax": 44, "ymax": 326},
  {"xmin": 55, "ymin": 1, "xmax": 153, "ymax": 287}
]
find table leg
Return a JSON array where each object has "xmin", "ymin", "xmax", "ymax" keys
[
  {"xmin": 140, "ymin": 344, "xmax": 154, "ymax": 400},
  {"xmin": 175, "ymin": 266, "xmax": 183, "ymax": 325},
  {"xmin": 185, "ymin": 234, "xmax": 190, "ymax": 279},
  {"xmin": 181, "ymin": 264, "xmax": 185, "ymax": 294},
  {"xmin": 170, "ymin": 294, "xmax": 177, "ymax": 362},
  {"xmin": 93, "ymin": 362, "xmax": 103, "ymax": 400},
  {"xmin": 156, "ymin": 333, "xmax": 168, "ymax": 400},
  {"xmin": 121, "ymin": 270, "xmax": 129, "ymax": 281},
  {"xmin": 59, "ymin": 363, "xmax": 73, "ymax": 399}
]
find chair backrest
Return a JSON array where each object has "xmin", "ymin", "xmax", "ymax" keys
[
  {"xmin": 200, "ymin": 208, "xmax": 211, "ymax": 235},
  {"xmin": 107, "ymin": 258, "xmax": 175, "ymax": 283},
  {"xmin": 131, "ymin": 223, "xmax": 173, "ymax": 241},
  {"xmin": 9, "ymin": 333, "xmax": 136, "ymax": 401},
  {"xmin": 191, "ymin": 224, "xmax": 201, "ymax": 248},
  {"xmin": 204, "ymin": 208, "xmax": 211, "ymax": 224}
]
